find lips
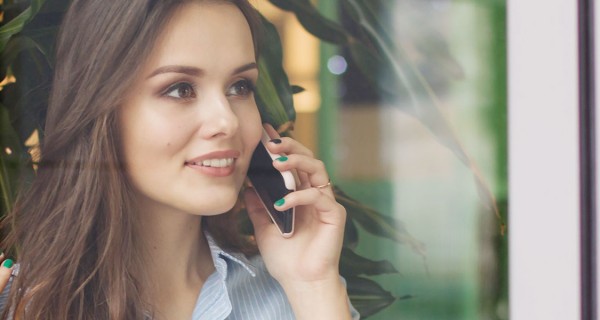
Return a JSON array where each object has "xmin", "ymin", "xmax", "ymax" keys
[{"xmin": 185, "ymin": 150, "xmax": 240, "ymax": 177}]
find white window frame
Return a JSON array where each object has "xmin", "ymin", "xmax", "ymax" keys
[{"xmin": 508, "ymin": 0, "xmax": 583, "ymax": 319}]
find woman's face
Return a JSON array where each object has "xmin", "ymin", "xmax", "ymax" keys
[{"xmin": 120, "ymin": 2, "xmax": 261, "ymax": 216}]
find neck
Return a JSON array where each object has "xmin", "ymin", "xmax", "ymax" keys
[{"xmin": 135, "ymin": 197, "xmax": 215, "ymax": 317}]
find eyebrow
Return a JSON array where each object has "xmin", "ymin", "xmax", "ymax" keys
[
  {"xmin": 147, "ymin": 62, "xmax": 257, "ymax": 79},
  {"xmin": 233, "ymin": 62, "xmax": 258, "ymax": 75}
]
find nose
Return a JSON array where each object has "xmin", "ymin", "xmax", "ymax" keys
[{"xmin": 198, "ymin": 92, "xmax": 239, "ymax": 139}]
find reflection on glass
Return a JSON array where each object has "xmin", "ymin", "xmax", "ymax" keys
[
  {"xmin": 327, "ymin": 0, "xmax": 508, "ymax": 319},
  {"xmin": 0, "ymin": 0, "xmax": 507, "ymax": 318}
]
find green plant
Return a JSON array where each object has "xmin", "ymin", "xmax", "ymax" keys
[
  {"xmin": 254, "ymin": 1, "xmax": 505, "ymax": 314},
  {"xmin": 0, "ymin": 0, "xmax": 504, "ymax": 317}
]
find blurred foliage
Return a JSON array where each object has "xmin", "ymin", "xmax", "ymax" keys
[{"xmin": 0, "ymin": 0, "xmax": 504, "ymax": 317}]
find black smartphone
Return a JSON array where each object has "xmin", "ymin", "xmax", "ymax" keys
[{"xmin": 247, "ymin": 130, "xmax": 296, "ymax": 237}]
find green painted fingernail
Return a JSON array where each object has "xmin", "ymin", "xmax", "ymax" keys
[
  {"xmin": 3, "ymin": 259, "xmax": 13, "ymax": 268},
  {"xmin": 274, "ymin": 198, "xmax": 285, "ymax": 206},
  {"xmin": 276, "ymin": 156, "xmax": 288, "ymax": 162}
]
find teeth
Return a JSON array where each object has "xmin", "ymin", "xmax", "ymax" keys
[{"xmin": 194, "ymin": 158, "xmax": 234, "ymax": 168}]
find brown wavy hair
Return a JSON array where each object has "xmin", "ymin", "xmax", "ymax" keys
[{"xmin": 0, "ymin": 0, "xmax": 262, "ymax": 318}]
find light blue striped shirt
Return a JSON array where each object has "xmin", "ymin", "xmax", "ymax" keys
[
  {"xmin": 195, "ymin": 235, "xmax": 294, "ymax": 319},
  {"xmin": 196, "ymin": 235, "xmax": 360, "ymax": 319},
  {"xmin": 0, "ymin": 237, "xmax": 360, "ymax": 319}
]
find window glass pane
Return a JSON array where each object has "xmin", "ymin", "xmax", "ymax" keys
[
  {"xmin": 0, "ymin": 0, "xmax": 508, "ymax": 318},
  {"xmin": 261, "ymin": 0, "xmax": 507, "ymax": 318}
]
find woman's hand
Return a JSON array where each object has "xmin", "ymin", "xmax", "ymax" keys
[
  {"xmin": 244, "ymin": 124, "xmax": 351, "ymax": 319},
  {"xmin": 0, "ymin": 254, "xmax": 14, "ymax": 294}
]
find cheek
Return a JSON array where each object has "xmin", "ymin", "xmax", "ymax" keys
[
  {"xmin": 120, "ymin": 106, "xmax": 187, "ymax": 170},
  {"xmin": 239, "ymin": 105, "xmax": 262, "ymax": 147},
  {"xmin": 119, "ymin": 112, "xmax": 187, "ymax": 198},
  {"xmin": 123, "ymin": 117, "xmax": 167, "ymax": 158}
]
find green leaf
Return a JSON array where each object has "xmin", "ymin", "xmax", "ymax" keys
[
  {"xmin": 341, "ymin": 0, "xmax": 504, "ymax": 227},
  {"xmin": 268, "ymin": 0, "xmax": 349, "ymax": 45},
  {"xmin": 347, "ymin": 42, "xmax": 410, "ymax": 99},
  {"xmin": 30, "ymin": 0, "xmax": 47, "ymax": 13},
  {"xmin": 346, "ymin": 276, "xmax": 399, "ymax": 318},
  {"xmin": 0, "ymin": 102, "xmax": 30, "ymax": 215},
  {"xmin": 340, "ymin": 247, "xmax": 398, "ymax": 277},
  {"xmin": 335, "ymin": 187, "xmax": 427, "ymax": 257},
  {"xmin": 35, "ymin": 0, "xmax": 71, "ymax": 14},
  {"xmin": 0, "ymin": 0, "xmax": 48, "ymax": 52},
  {"xmin": 270, "ymin": 0, "xmax": 492, "ymax": 219},
  {"xmin": 291, "ymin": 85, "xmax": 305, "ymax": 94},
  {"xmin": 341, "ymin": 0, "xmax": 395, "ymax": 47},
  {"xmin": 255, "ymin": 59, "xmax": 292, "ymax": 130},
  {"xmin": 22, "ymin": 25, "xmax": 59, "ymax": 53},
  {"xmin": 1, "ymin": 35, "xmax": 49, "ymax": 80},
  {"xmin": 343, "ymin": 214, "xmax": 359, "ymax": 248},
  {"xmin": 0, "ymin": 104, "xmax": 23, "ymax": 155},
  {"xmin": 255, "ymin": 15, "xmax": 296, "ymax": 130},
  {"xmin": 2, "ymin": 66, "xmax": 51, "ymax": 146},
  {"xmin": 0, "ymin": 7, "xmax": 32, "ymax": 53}
]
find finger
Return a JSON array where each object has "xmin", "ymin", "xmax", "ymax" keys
[
  {"xmin": 243, "ymin": 188, "xmax": 277, "ymax": 237},
  {"xmin": 273, "ymin": 154, "xmax": 332, "ymax": 196},
  {"xmin": 297, "ymin": 171, "xmax": 311, "ymax": 190},
  {"xmin": 0, "ymin": 255, "xmax": 14, "ymax": 294},
  {"xmin": 261, "ymin": 124, "xmax": 307, "ymax": 186},
  {"xmin": 274, "ymin": 188, "xmax": 346, "ymax": 226},
  {"xmin": 261, "ymin": 124, "xmax": 330, "ymax": 192},
  {"xmin": 265, "ymin": 136, "xmax": 315, "ymax": 159},
  {"xmin": 263, "ymin": 123, "xmax": 280, "ymax": 139}
]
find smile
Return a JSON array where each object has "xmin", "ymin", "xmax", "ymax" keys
[
  {"xmin": 185, "ymin": 150, "xmax": 240, "ymax": 177},
  {"xmin": 188, "ymin": 158, "xmax": 235, "ymax": 168}
]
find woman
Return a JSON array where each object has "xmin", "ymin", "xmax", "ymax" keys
[{"xmin": 0, "ymin": 0, "xmax": 358, "ymax": 319}]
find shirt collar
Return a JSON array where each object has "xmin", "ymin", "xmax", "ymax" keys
[{"xmin": 205, "ymin": 234, "xmax": 257, "ymax": 278}]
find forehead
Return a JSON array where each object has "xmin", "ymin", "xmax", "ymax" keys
[{"xmin": 142, "ymin": 2, "xmax": 255, "ymax": 75}]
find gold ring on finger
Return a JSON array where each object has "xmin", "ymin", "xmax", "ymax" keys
[{"xmin": 313, "ymin": 180, "xmax": 332, "ymax": 190}]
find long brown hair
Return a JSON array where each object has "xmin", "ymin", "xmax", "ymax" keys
[{"xmin": 1, "ymin": 0, "xmax": 262, "ymax": 318}]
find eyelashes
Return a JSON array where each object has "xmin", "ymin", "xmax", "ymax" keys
[
  {"xmin": 226, "ymin": 79, "xmax": 256, "ymax": 97},
  {"xmin": 160, "ymin": 79, "xmax": 256, "ymax": 102},
  {"xmin": 162, "ymin": 82, "xmax": 197, "ymax": 100}
]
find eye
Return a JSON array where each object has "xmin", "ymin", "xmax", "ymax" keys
[
  {"xmin": 227, "ymin": 79, "xmax": 255, "ymax": 97},
  {"xmin": 163, "ymin": 82, "xmax": 196, "ymax": 100}
]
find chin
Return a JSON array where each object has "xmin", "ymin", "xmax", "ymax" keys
[{"xmin": 190, "ymin": 193, "xmax": 240, "ymax": 216}]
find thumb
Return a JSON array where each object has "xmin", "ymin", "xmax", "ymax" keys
[{"xmin": 243, "ymin": 188, "xmax": 272, "ymax": 236}]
